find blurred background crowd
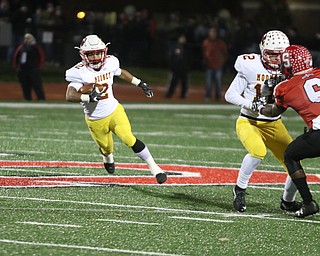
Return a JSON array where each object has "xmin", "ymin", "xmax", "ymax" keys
[{"xmin": 0, "ymin": 0, "xmax": 320, "ymax": 71}]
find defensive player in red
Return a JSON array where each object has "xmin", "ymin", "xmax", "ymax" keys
[
  {"xmin": 65, "ymin": 34, "xmax": 167, "ymax": 184},
  {"xmin": 225, "ymin": 30, "xmax": 300, "ymax": 213},
  {"xmin": 259, "ymin": 45, "xmax": 320, "ymax": 217}
]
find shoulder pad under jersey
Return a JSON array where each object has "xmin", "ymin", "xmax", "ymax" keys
[
  {"xmin": 65, "ymin": 62, "xmax": 86, "ymax": 83},
  {"xmin": 234, "ymin": 53, "xmax": 262, "ymax": 78},
  {"xmin": 104, "ymin": 55, "xmax": 120, "ymax": 74}
]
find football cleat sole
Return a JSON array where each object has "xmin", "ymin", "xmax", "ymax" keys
[
  {"xmin": 104, "ymin": 162, "xmax": 115, "ymax": 174},
  {"xmin": 156, "ymin": 173, "xmax": 167, "ymax": 184}
]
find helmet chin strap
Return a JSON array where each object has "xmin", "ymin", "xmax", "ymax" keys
[
  {"xmin": 261, "ymin": 51, "xmax": 282, "ymax": 71},
  {"xmin": 261, "ymin": 58, "xmax": 279, "ymax": 71},
  {"xmin": 81, "ymin": 50, "xmax": 106, "ymax": 70}
]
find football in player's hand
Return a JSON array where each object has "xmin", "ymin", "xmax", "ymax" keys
[{"xmin": 80, "ymin": 83, "xmax": 106, "ymax": 94}]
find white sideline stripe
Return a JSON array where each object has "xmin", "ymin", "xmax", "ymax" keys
[
  {"xmin": 0, "ymin": 239, "xmax": 182, "ymax": 256},
  {"xmin": 96, "ymin": 219, "xmax": 161, "ymax": 225},
  {"xmin": 2, "ymin": 195, "xmax": 320, "ymax": 224},
  {"xmin": 0, "ymin": 168, "xmax": 78, "ymax": 175},
  {"xmin": 0, "ymin": 102, "xmax": 295, "ymax": 111},
  {"xmin": 169, "ymin": 216, "xmax": 234, "ymax": 223},
  {"xmin": 0, "ymin": 102, "xmax": 238, "ymax": 110},
  {"xmin": 16, "ymin": 221, "xmax": 81, "ymax": 228},
  {"xmin": 1, "ymin": 135, "xmax": 245, "ymax": 151}
]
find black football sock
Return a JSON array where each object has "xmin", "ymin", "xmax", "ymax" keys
[
  {"xmin": 235, "ymin": 185, "xmax": 246, "ymax": 192},
  {"xmin": 292, "ymin": 177, "xmax": 312, "ymax": 204}
]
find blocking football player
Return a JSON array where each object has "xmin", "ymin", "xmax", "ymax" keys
[
  {"xmin": 225, "ymin": 30, "xmax": 300, "ymax": 212},
  {"xmin": 258, "ymin": 45, "xmax": 320, "ymax": 218},
  {"xmin": 65, "ymin": 34, "xmax": 167, "ymax": 184}
]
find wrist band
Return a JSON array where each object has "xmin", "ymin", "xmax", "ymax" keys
[
  {"xmin": 131, "ymin": 77, "xmax": 141, "ymax": 86},
  {"xmin": 80, "ymin": 94, "xmax": 90, "ymax": 103}
]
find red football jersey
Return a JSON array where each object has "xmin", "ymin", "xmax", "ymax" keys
[{"xmin": 274, "ymin": 68, "xmax": 320, "ymax": 129}]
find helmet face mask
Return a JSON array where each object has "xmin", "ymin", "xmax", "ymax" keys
[
  {"xmin": 259, "ymin": 30, "xmax": 290, "ymax": 70},
  {"xmin": 75, "ymin": 35, "xmax": 109, "ymax": 70},
  {"xmin": 281, "ymin": 45, "xmax": 313, "ymax": 78}
]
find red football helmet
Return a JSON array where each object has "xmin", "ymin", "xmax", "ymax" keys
[
  {"xmin": 259, "ymin": 30, "xmax": 290, "ymax": 70},
  {"xmin": 75, "ymin": 35, "xmax": 110, "ymax": 71},
  {"xmin": 281, "ymin": 45, "xmax": 313, "ymax": 78}
]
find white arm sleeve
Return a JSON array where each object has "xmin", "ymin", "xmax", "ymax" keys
[{"xmin": 225, "ymin": 73, "xmax": 252, "ymax": 110}]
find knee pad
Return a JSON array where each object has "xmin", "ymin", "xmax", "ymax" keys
[
  {"xmin": 248, "ymin": 144, "xmax": 266, "ymax": 160},
  {"xmin": 121, "ymin": 133, "xmax": 136, "ymax": 147}
]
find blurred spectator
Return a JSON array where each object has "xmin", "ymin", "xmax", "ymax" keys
[
  {"xmin": 12, "ymin": 33, "xmax": 45, "ymax": 101},
  {"xmin": 8, "ymin": 3, "xmax": 34, "ymax": 63},
  {"xmin": 234, "ymin": 19, "xmax": 260, "ymax": 54},
  {"xmin": 202, "ymin": 26, "xmax": 228, "ymax": 102},
  {"xmin": 36, "ymin": 2, "xmax": 62, "ymax": 65},
  {"xmin": 140, "ymin": 8, "xmax": 157, "ymax": 66},
  {"xmin": 0, "ymin": 0, "xmax": 12, "ymax": 62},
  {"xmin": 128, "ymin": 10, "xmax": 149, "ymax": 66},
  {"xmin": 0, "ymin": 0, "xmax": 11, "ymax": 20},
  {"xmin": 165, "ymin": 34, "xmax": 192, "ymax": 99},
  {"xmin": 164, "ymin": 12, "xmax": 183, "ymax": 58},
  {"xmin": 52, "ymin": 5, "xmax": 66, "ymax": 66}
]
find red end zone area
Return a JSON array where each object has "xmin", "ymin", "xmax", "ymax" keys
[{"xmin": 1, "ymin": 160, "xmax": 320, "ymax": 188}]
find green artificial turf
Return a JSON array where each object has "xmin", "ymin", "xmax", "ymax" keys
[{"xmin": 0, "ymin": 102, "xmax": 319, "ymax": 256}]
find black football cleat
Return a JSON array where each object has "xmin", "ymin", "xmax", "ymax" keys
[
  {"xmin": 233, "ymin": 187, "xmax": 248, "ymax": 212},
  {"xmin": 156, "ymin": 172, "xmax": 167, "ymax": 184},
  {"xmin": 280, "ymin": 199, "xmax": 302, "ymax": 212},
  {"xmin": 103, "ymin": 162, "xmax": 115, "ymax": 174},
  {"xmin": 294, "ymin": 200, "xmax": 319, "ymax": 218}
]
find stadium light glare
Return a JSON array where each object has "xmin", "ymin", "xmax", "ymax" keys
[{"xmin": 77, "ymin": 11, "xmax": 86, "ymax": 19}]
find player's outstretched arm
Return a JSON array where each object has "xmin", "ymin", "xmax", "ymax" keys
[{"xmin": 119, "ymin": 69, "xmax": 154, "ymax": 97}]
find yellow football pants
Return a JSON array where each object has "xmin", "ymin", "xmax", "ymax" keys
[
  {"xmin": 85, "ymin": 104, "xmax": 136, "ymax": 155},
  {"xmin": 236, "ymin": 117, "xmax": 293, "ymax": 171}
]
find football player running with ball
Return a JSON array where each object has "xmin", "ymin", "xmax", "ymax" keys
[
  {"xmin": 65, "ymin": 34, "xmax": 167, "ymax": 184},
  {"xmin": 258, "ymin": 45, "xmax": 320, "ymax": 218},
  {"xmin": 225, "ymin": 30, "xmax": 299, "ymax": 212}
]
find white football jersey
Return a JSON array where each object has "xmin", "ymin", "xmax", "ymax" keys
[
  {"xmin": 65, "ymin": 55, "xmax": 121, "ymax": 120},
  {"xmin": 225, "ymin": 53, "xmax": 281, "ymax": 120}
]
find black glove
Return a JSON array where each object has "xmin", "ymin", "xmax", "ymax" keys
[
  {"xmin": 251, "ymin": 97, "xmax": 267, "ymax": 112},
  {"xmin": 89, "ymin": 85, "xmax": 106, "ymax": 102},
  {"xmin": 138, "ymin": 81, "xmax": 154, "ymax": 97},
  {"xmin": 263, "ymin": 75, "xmax": 286, "ymax": 91}
]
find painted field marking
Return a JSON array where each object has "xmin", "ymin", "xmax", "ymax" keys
[
  {"xmin": 2, "ymin": 195, "xmax": 320, "ymax": 224},
  {"xmin": 96, "ymin": 219, "xmax": 161, "ymax": 225},
  {"xmin": 0, "ymin": 239, "xmax": 182, "ymax": 256},
  {"xmin": 16, "ymin": 221, "xmax": 81, "ymax": 228},
  {"xmin": 1, "ymin": 160, "xmax": 320, "ymax": 187},
  {"xmin": 168, "ymin": 216, "xmax": 234, "ymax": 223}
]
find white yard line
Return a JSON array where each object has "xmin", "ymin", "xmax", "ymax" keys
[
  {"xmin": 0, "ymin": 168, "xmax": 78, "ymax": 175},
  {"xmin": 1, "ymin": 195, "xmax": 320, "ymax": 224},
  {"xmin": 16, "ymin": 221, "xmax": 81, "ymax": 228},
  {"xmin": 96, "ymin": 219, "xmax": 161, "ymax": 225},
  {"xmin": 0, "ymin": 102, "xmax": 299, "ymax": 112},
  {"xmin": 0, "ymin": 239, "xmax": 182, "ymax": 256},
  {"xmin": 168, "ymin": 216, "xmax": 234, "ymax": 223},
  {"xmin": 0, "ymin": 102, "xmax": 238, "ymax": 110}
]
